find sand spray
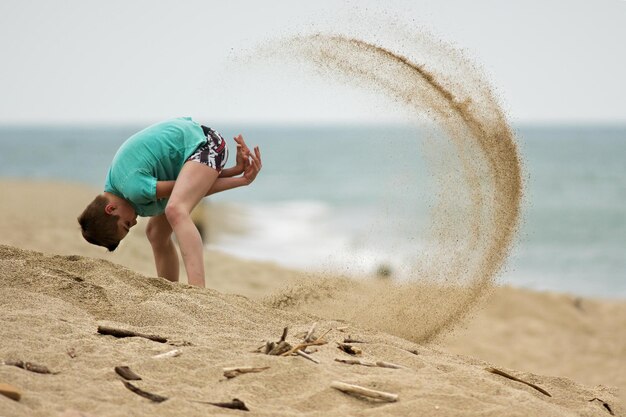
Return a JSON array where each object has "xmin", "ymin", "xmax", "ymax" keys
[{"xmin": 263, "ymin": 33, "xmax": 522, "ymax": 342}]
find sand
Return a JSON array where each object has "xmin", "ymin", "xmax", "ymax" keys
[
  {"xmin": 0, "ymin": 180, "xmax": 624, "ymax": 417},
  {"xmin": 259, "ymin": 33, "xmax": 523, "ymax": 343}
]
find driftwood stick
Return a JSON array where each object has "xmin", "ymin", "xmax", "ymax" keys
[
  {"xmin": 281, "ymin": 339, "xmax": 327, "ymax": 356},
  {"xmin": 280, "ymin": 327, "xmax": 289, "ymax": 342},
  {"xmin": 114, "ymin": 366, "xmax": 142, "ymax": 381},
  {"xmin": 331, "ymin": 381, "xmax": 398, "ymax": 402},
  {"xmin": 0, "ymin": 383, "xmax": 21, "ymax": 401},
  {"xmin": 97, "ymin": 326, "xmax": 167, "ymax": 343},
  {"xmin": 588, "ymin": 397, "xmax": 614, "ymax": 416},
  {"xmin": 3, "ymin": 360, "xmax": 55, "ymax": 374},
  {"xmin": 152, "ymin": 349, "xmax": 182, "ymax": 359},
  {"xmin": 268, "ymin": 341, "xmax": 292, "ymax": 356},
  {"xmin": 304, "ymin": 322, "xmax": 318, "ymax": 342},
  {"xmin": 223, "ymin": 366, "xmax": 270, "ymax": 379},
  {"xmin": 486, "ymin": 367, "xmax": 551, "ymax": 397},
  {"xmin": 282, "ymin": 328, "xmax": 332, "ymax": 357},
  {"xmin": 316, "ymin": 328, "xmax": 332, "ymax": 341},
  {"xmin": 337, "ymin": 343, "xmax": 362, "ymax": 356},
  {"xmin": 192, "ymin": 398, "xmax": 249, "ymax": 411},
  {"xmin": 296, "ymin": 350, "xmax": 320, "ymax": 364},
  {"xmin": 121, "ymin": 381, "xmax": 168, "ymax": 403},
  {"xmin": 334, "ymin": 358, "xmax": 376, "ymax": 367},
  {"xmin": 376, "ymin": 361, "xmax": 405, "ymax": 369},
  {"xmin": 334, "ymin": 358, "xmax": 405, "ymax": 369}
]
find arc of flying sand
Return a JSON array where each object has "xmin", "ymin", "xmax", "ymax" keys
[{"xmin": 273, "ymin": 34, "xmax": 522, "ymax": 341}]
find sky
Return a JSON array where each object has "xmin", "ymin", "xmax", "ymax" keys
[{"xmin": 0, "ymin": 0, "xmax": 624, "ymax": 125}]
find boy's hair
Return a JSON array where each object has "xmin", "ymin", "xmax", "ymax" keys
[{"xmin": 78, "ymin": 195, "xmax": 121, "ymax": 252}]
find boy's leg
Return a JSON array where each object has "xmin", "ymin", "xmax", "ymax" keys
[
  {"xmin": 146, "ymin": 214, "xmax": 179, "ymax": 282},
  {"xmin": 165, "ymin": 161, "xmax": 219, "ymax": 288}
]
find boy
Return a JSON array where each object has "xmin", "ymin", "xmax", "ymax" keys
[{"xmin": 78, "ymin": 117, "xmax": 262, "ymax": 288}]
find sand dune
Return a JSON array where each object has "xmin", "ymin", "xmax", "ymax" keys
[
  {"xmin": 0, "ymin": 180, "xmax": 624, "ymax": 416},
  {"xmin": 0, "ymin": 244, "xmax": 621, "ymax": 417}
]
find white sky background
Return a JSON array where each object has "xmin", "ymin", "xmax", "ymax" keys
[{"xmin": 0, "ymin": 0, "xmax": 624, "ymax": 125}]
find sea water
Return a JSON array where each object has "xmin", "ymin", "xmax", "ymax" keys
[{"xmin": 0, "ymin": 123, "xmax": 624, "ymax": 298}]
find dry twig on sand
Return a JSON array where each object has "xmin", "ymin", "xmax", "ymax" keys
[
  {"xmin": 114, "ymin": 366, "xmax": 142, "ymax": 381},
  {"xmin": 331, "ymin": 381, "xmax": 398, "ymax": 402},
  {"xmin": 152, "ymin": 349, "xmax": 182, "ymax": 359},
  {"xmin": 3, "ymin": 360, "xmax": 56, "ymax": 374},
  {"xmin": 486, "ymin": 367, "xmax": 551, "ymax": 397},
  {"xmin": 334, "ymin": 358, "xmax": 405, "ymax": 369},
  {"xmin": 223, "ymin": 366, "xmax": 270, "ymax": 379},
  {"xmin": 281, "ymin": 328, "xmax": 332, "ymax": 357},
  {"xmin": 192, "ymin": 398, "xmax": 249, "ymax": 411},
  {"xmin": 588, "ymin": 398, "xmax": 614, "ymax": 416},
  {"xmin": 304, "ymin": 322, "xmax": 318, "ymax": 342},
  {"xmin": 376, "ymin": 361, "xmax": 405, "ymax": 369},
  {"xmin": 336, "ymin": 343, "xmax": 362, "ymax": 356},
  {"xmin": 296, "ymin": 350, "xmax": 320, "ymax": 364},
  {"xmin": 0, "ymin": 383, "xmax": 21, "ymax": 401},
  {"xmin": 335, "ymin": 358, "xmax": 377, "ymax": 367},
  {"xmin": 259, "ymin": 327, "xmax": 293, "ymax": 355},
  {"xmin": 121, "ymin": 381, "xmax": 168, "ymax": 403},
  {"xmin": 97, "ymin": 325, "xmax": 167, "ymax": 343}
]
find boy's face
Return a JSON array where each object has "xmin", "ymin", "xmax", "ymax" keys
[{"xmin": 105, "ymin": 200, "xmax": 137, "ymax": 240}]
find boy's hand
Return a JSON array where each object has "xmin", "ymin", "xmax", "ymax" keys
[
  {"xmin": 243, "ymin": 146, "xmax": 262, "ymax": 185},
  {"xmin": 234, "ymin": 134, "xmax": 251, "ymax": 174}
]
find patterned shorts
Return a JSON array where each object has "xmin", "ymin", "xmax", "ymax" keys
[{"xmin": 187, "ymin": 125, "xmax": 229, "ymax": 172}]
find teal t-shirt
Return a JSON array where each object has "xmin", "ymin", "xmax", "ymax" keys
[{"xmin": 104, "ymin": 117, "xmax": 207, "ymax": 217}]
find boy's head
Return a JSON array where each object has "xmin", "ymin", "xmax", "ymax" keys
[{"xmin": 78, "ymin": 194, "xmax": 137, "ymax": 251}]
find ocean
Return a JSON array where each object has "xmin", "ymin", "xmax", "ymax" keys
[{"xmin": 0, "ymin": 123, "xmax": 624, "ymax": 298}]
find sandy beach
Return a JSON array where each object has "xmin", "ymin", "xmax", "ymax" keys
[{"xmin": 1, "ymin": 180, "xmax": 624, "ymax": 416}]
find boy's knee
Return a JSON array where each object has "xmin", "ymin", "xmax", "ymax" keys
[
  {"xmin": 164, "ymin": 202, "xmax": 188, "ymax": 227},
  {"xmin": 146, "ymin": 219, "xmax": 171, "ymax": 247}
]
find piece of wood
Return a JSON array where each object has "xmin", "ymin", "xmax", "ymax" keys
[
  {"xmin": 152, "ymin": 349, "xmax": 182, "ymax": 359},
  {"xmin": 337, "ymin": 343, "xmax": 362, "ymax": 356},
  {"xmin": 336, "ymin": 326, "xmax": 349, "ymax": 332},
  {"xmin": 192, "ymin": 398, "xmax": 249, "ymax": 411},
  {"xmin": 335, "ymin": 358, "xmax": 376, "ymax": 367},
  {"xmin": 334, "ymin": 358, "xmax": 405, "ymax": 369},
  {"xmin": 296, "ymin": 350, "xmax": 320, "ymax": 364},
  {"xmin": 376, "ymin": 361, "xmax": 405, "ymax": 369},
  {"xmin": 4, "ymin": 360, "xmax": 55, "ymax": 374},
  {"xmin": 279, "ymin": 327, "xmax": 289, "ymax": 342},
  {"xmin": 223, "ymin": 366, "xmax": 270, "ymax": 379},
  {"xmin": 304, "ymin": 322, "xmax": 318, "ymax": 342},
  {"xmin": 261, "ymin": 341, "xmax": 275, "ymax": 354},
  {"xmin": 97, "ymin": 326, "xmax": 167, "ymax": 343},
  {"xmin": 0, "ymin": 382, "xmax": 21, "ymax": 401},
  {"xmin": 268, "ymin": 341, "xmax": 292, "ymax": 356},
  {"xmin": 281, "ymin": 328, "xmax": 332, "ymax": 357},
  {"xmin": 588, "ymin": 397, "xmax": 614, "ymax": 416},
  {"xmin": 331, "ymin": 381, "xmax": 398, "ymax": 402},
  {"xmin": 114, "ymin": 366, "xmax": 142, "ymax": 381},
  {"xmin": 486, "ymin": 367, "xmax": 551, "ymax": 397},
  {"xmin": 121, "ymin": 381, "xmax": 167, "ymax": 403}
]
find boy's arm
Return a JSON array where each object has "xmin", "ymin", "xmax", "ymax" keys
[
  {"xmin": 156, "ymin": 146, "xmax": 261, "ymax": 199},
  {"xmin": 156, "ymin": 181, "xmax": 176, "ymax": 199}
]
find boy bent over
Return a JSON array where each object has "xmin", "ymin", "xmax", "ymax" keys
[{"xmin": 78, "ymin": 117, "xmax": 262, "ymax": 288}]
